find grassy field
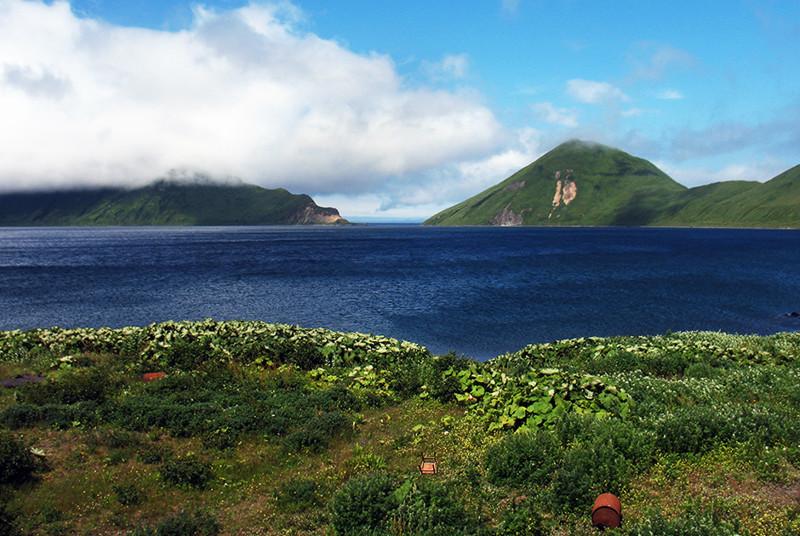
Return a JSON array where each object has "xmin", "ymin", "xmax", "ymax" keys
[{"xmin": 1, "ymin": 320, "xmax": 799, "ymax": 535}]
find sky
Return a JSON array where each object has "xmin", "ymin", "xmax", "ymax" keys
[{"xmin": 1, "ymin": 1, "xmax": 798, "ymax": 222}]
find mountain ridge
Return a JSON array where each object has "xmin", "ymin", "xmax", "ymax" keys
[
  {"xmin": 424, "ymin": 140, "xmax": 800, "ymax": 228},
  {"xmin": 0, "ymin": 178, "xmax": 348, "ymax": 226}
]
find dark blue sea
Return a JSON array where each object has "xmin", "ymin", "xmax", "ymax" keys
[{"xmin": 1, "ymin": 225, "xmax": 799, "ymax": 360}]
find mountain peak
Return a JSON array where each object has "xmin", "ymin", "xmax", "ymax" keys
[
  {"xmin": 424, "ymin": 141, "xmax": 683, "ymax": 226},
  {"xmin": 425, "ymin": 141, "xmax": 800, "ymax": 227}
]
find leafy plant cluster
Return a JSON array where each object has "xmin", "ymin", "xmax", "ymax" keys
[
  {"xmin": 0, "ymin": 319, "xmax": 430, "ymax": 372},
  {"xmin": 497, "ymin": 331, "xmax": 800, "ymax": 376},
  {"xmin": 445, "ymin": 362, "xmax": 631, "ymax": 432},
  {"xmin": 485, "ymin": 415, "xmax": 647, "ymax": 512},
  {"xmin": 328, "ymin": 473, "xmax": 479, "ymax": 536}
]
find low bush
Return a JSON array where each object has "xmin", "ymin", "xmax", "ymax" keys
[
  {"xmin": 159, "ymin": 457, "xmax": 213, "ymax": 490},
  {"xmin": 0, "ymin": 431, "xmax": 36, "ymax": 487},
  {"xmin": 497, "ymin": 497, "xmax": 546, "ymax": 536},
  {"xmin": 391, "ymin": 479, "xmax": 475, "ymax": 536},
  {"xmin": 160, "ymin": 339, "xmax": 219, "ymax": 371},
  {"xmin": 548, "ymin": 440, "xmax": 630, "ymax": 512},
  {"xmin": 129, "ymin": 509, "xmax": 220, "ymax": 536},
  {"xmin": 419, "ymin": 352, "xmax": 470, "ymax": 403},
  {"xmin": 18, "ymin": 368, "xmax": 117, "ymax": 405},
  {"xmin": 623, "ymin": 507, "xmax": 743, "ymax": 536},
  {"xmin": 99, "ymin": 429, "xmax": 142, "ymax": 449},
  {"xmin": 485, "ymin": 429, "xmax": 562, "ymax": 488},
  {"xmin": 113, "ymin": 483, "xmax": 145, "ymax": 506},
  {"xmin": 328, "ymin": 472, "xmax": 397, "ymax": 535},
  {"xmin": 1, "ymin": 400, "xmax": 100, "ymax": 430},
  {"xmin": 283, "ymin": 410, "xmax": 352, "ymax": 453},
  {"xmin": 554, "ymin": 413, "xmax": 656, "ymax": 469},
  {"xmin": 273, "ymin": 478, "xmax": 321, "ymax": 511},
  {"xmin": 138, "ymin": 444, "xmax": 171, "ymax": 465},
  {"xmin": 646, "ymin": 405, "xmax": 800, "ymax": 454},
  {"xmin": 0, "ymin": 503, "xmax": 22, "ymax": 536}
]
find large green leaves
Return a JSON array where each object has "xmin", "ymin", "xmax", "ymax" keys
[{"xmin": 447, "ymin": 363, "xmax": 631, "ymax": 432}]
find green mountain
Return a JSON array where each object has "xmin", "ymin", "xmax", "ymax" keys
[
  {"xmin": 0, "ymin": 179, "xmax": 348, "ymax": 226},
  {"xmin": 653, "ymin": 164, "xmax": 800, "ymax": 227},
  {"xmin": 424, "ymin": 140, "xmax": 800, "ymax": 228}
]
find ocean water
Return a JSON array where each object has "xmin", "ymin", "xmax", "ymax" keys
[{"xmin": 1, "ymin": 225, "xmax": 799, "ymax": 359}]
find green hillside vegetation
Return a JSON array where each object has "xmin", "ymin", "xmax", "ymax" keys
[
  {"xmin": 2, "ymin": 319, "xmax": 800, "ymax": 535},
  {"xmin": 0, "ymin": 180, "xmax": 347, "ymax": 226},
  {"xmin": 654, "ymin": 164, "xmax": 800, "ymax": 227},
  {"xmin": 424, "ymin": 140, "xmax": 800, "ymax": 228}
]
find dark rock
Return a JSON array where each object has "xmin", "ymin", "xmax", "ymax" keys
[{"xmin": 0, "ymin": 373, "xmax": 47, "ymax": 388}]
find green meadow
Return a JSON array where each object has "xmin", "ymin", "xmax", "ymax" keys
[{"xmin": 1, "ymin": 320, "xmax": 799, "ymax": 535}]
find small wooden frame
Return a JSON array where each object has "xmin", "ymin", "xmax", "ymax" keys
[{"xmin": 419, "ymin": 454, "xmax": 438, "ymax": 475}]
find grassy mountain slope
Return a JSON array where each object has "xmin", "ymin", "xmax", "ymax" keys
[
  {"xmin": 656, "ymin": 164, "xmax": 800, "ymax": 227},
  {"xmin": 0, "ymin": 179, "xmax": 348, "ymax": 226},
  {"xmin": 424, "ymin": 140, "xmax": 686, "ymax": 226},
  {"xmin": 425, "ymin": 140, "xmax": 800, "ymax": 228}
]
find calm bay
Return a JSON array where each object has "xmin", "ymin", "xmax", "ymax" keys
[{"xmin": 1, "ymin": 225, "xmax": 798, "ymax": 360}]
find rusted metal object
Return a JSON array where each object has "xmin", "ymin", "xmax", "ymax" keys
[
  {"xmin": 592, "ymin": 493, "xmax": 622, "ymax": 529},
  {"xmin": 143, "ymin": 372, "xmax": 166, "ymax": 382},
  {"xmin": 419, "ymin": 454, "xmax": 438, "ymax": 475}
]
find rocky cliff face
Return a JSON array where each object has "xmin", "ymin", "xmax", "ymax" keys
[{"xmin": 290, "ymin": 202, "xmax": 348, "ymax": 224}]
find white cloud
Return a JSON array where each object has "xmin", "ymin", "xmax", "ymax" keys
[
  {"xmin": 657, "ymin": 88, "xmax": 683, "ymax": 100},
  {"xmin": 501, "ymin": 0, "xmax": 520, "ymax": 14},
  {"xmin": 422, "ymin": 53, "xmax": 470, "ymax": 81},
  {"xmin": 621, "ymin": 107, "xmax": 645, "ymax": 117},
  {"xmin": 440, "ymin": 53, "xmax": 470, "ymax": 79},
  {"xmin": 566, "ymin": 79, "xmax": 629, "ymax": 104},
  {"xmin": 530, "ymin": 102, "xmax": 579, "ymax": 127},
  {"xmin": 377, "ymin": 127, "xmax": 545, "ymax": 211},
  {"xmin": 0, "ymin": 0, "xmax": 506, "ymax": 196},
  {"xmin": 627, "ymin": 42, "xmax": 696, "ymax": 82}
]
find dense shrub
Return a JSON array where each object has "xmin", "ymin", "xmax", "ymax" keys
[
  {"xmin": 554, "ymin": 413, "xmax": 656, "ymax": 468},
  {"xmin": 100, "ymin": 429, "xmax": 142, "ymax": 449},
  {"xmin": 138, "ymin": 444, "xmax": 171, "ymax": 465},
  {"xmin": 328, "ymin": 473, "xmax": 397, "ymax": 535},
  {"xmin": 0, "ymin": 503, "xmax": 22, "ymax": 536},
  {"xmin": 646, "ymin": 405, "xmax": 800, "ymax": 454},
  {"xmin": 0, "ymin": 431, "xmax": 36, "ymax": 486},
  {"xmin": 129, "ymin": 509, "xmax": 220, "ymax": 536},
  {"xmin": 0, "ymin": 404, "xmax": 41, "ymax": 428},
  {"xmin": 485, "ymin": 429, "xmax": 562, "ymax": 488},
  {"xmin": 497, "ymin": 497, "xmax": 546, "ymax": 536},
  {"xmin": 419, "ymin": 352, "xmax": 470, "ymax": 403},
  {"xmin": 283, "ymin": 410, "xmax": 352, "ymax": 453},
  {"xmin": 113, "ymin": 483, "xmax": 145, "ymax": 506},
  {"xmin": 548, "ymin": 440, "xmax": 630, "ymax": 512},
  {"xmin": 18, "ymin": 368, "xmax": 117, "ymax": 405},
  {"xmin": 623, "ymin": 508, "xmax": 743, "ymax": 536},
  {"xmin": 280, "ymin": 338, "xmax": 326, "ymax": 369},
  {"xmin": 159, "ymin": 457, "xmax": 213, "ymax": 490},
  {"xmin": 308, "ymin": 386, "xmax": 361, "ymax": 412},
  {"xmin": 391, "ymin": 480, "xmax": 474, "ymax": 536},
  {"xmin": 160, "ymin": 339, "xmax": 219, "ymax": 371},
  {"xmin": 273, "ymin": 478, "xmax": 321, "ymax": 511}
]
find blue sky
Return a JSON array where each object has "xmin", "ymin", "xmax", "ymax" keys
[{"xmin": 1, "ymin": 0, "xmax": 798, "ymax": 221}]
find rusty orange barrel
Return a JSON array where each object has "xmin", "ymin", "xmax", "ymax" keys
[
  {"xmin": 143, "ymin": 372, "xmax": 166, "ymax": 382},
  {"xmin": 592, "ymin": 493, "xmax": 621, "ymax": 529}
]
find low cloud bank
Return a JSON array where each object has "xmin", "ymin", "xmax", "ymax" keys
[{"xmin": 0, "ymin": 0, "xmax": 506, "ymax": 196}]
